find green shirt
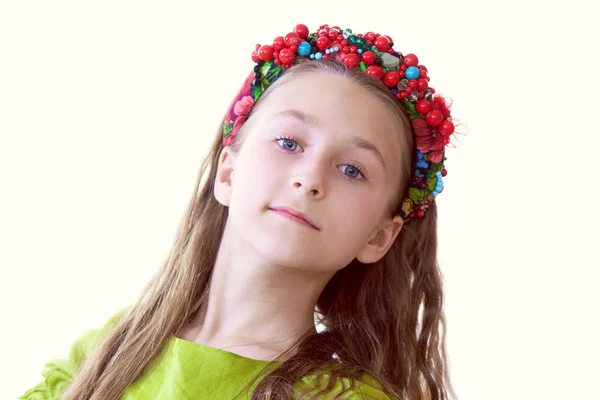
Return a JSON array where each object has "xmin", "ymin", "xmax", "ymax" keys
[{"xmin": 19, "ymin": 307, "xmax": 392, "ymax": 399}]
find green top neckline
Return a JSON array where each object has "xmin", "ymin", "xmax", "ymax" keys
[{"xmin": 169, "ymin": 334, "xmax": 286, "ymax": 364}]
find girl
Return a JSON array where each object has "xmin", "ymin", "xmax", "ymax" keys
[{"xmin": 20, "ymin": 23, "xmax": 465, "ymax": 400}]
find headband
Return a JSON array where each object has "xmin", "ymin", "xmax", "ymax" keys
[{"xmin": 221, "ymin": 24, "xmax": 466, "ymax": 221}]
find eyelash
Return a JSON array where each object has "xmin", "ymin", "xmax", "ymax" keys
[{"xmin": 274, "ymin": 135, "xmax": 366, "ymax": 181}]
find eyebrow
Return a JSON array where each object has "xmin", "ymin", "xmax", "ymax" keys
[{"xmin": 272, "ymin": 109, "xmax": 387, "ymax": 169}]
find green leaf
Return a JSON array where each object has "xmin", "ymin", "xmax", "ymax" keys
[
  {"xmin": 260, "ymin": 61, "xmax": 272, "ymax": 76},
  {"xmin": 251, "ymin": 85, "xmax": 262, "ymax": 102},
  {"xmin": 223, "ymin": 124, "xmax": 232, "ymax": 136},
  {"xmin": 408, "ymin": 187, "xmax": 428, "ymax": 205},
  {"xmin": 429, "ymin": 161, "xmax": 444, "ymax": 173},
  {"xmin": 426, "ymin": 174, "xmax": 437, "ymax": 191},
  {"xmin": 264, "ymin": 64, "xmax": 282, "ymax": 82},
  {"xmin": 402, "ymin": 100, "xmax": 420, "ymax": 119}
]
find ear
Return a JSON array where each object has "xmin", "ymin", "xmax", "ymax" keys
[
  {"xmin": 214, "ymin": 146, "xmax": 238, "ymax": 207},
  {"xmin": 356, "ymin": 215, "xmax": 404, "ymax": 264}
]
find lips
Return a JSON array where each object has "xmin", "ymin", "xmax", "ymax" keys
[{"xmin": 269, "ymin": 206, "xmax": 319, "ymax": 230}]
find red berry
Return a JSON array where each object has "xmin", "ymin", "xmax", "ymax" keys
[
  {"xmin": 272, "ymin": 36, "xmax": 285, "ymax": 51},
  {"xmin": 329, "ymin": 31, "xmax": 338, "ymax": 41},
  {"xmin": 433, "ymin": 96, "xmax": 451, "ymax": 118},
  {"xmin": 365, "ymin": 65, "xmax": 383, "ymax": 79},
  {"xmin": 374, "ymin": 36, "xmax": 390, "ymax": 52},
  {"xmin": 279, "ymin": 48, "xmax": 295, "ymax": 65},
  {"xmin": 438, "ymin": 119, "xmax": 455, "ymax": 135},
  {"xmin": 361, "ymin": 51, "xmax": 376, "ymax": 65},
  {"xmin": 417, "ymin": 78, "xmax": 429, "ymax": 92},
  {"xmin": 316, "ymin": 36, "xmax": 330, "ymax": 50},
  {"xmin": 383, "ymin": 71, "xmax": 400, "ymax": 87},
  {"xmin": 343, "ymin": 53, "xmax": 360, "ymax": 68},
  {"xmin": 350, "ymin": 45, "xmax": 358, "ymax": 53},
  {"xmin": 403, "ymin": 53, "xmax": 419, "ymax": 67},
  {"xmin": 417, "ymin": 209, "xmax": 425, "ymax": 218},
  {"xmin": 251, "ymin": 50, "xmax": 259, "ymax": 63},
  {"xmin": 341, "ymin": 40, "xmax": 348, "ymax": 46},
  {"xmin": 258, "ymin": 45, "xmax": 274, "ymax": 61},
  {"xmin": 399, "ymin": 91, "xmax": 408, "ymax": 99},
  {"xmin": 405, "ymin": 87, "xmax": 413, "ymax": 94},
  {"xmin": 290, "ymin": 44, "xmax": 298, "ymax": 53},
  {"xmin": 284, "ymin": 32, "xmax": 300, "ymax": 47},
  {"xmin": 342, "ymin": 46, "xmax": 350, "ymax": 53},
  {"xmin": 395, "ymin": 92, "xmax": 403, "ymax": 100},
  {"xmin": 426, "ymin": 110, "xmax": 443, "ymax": 127},
  {"xmin": 409, "ymin": 79, "xmax": 418, "ymax": 88},
  {"xmin": 416, "ymin": 100, "xmax": 432, "ymax": 115},
  {"xmin": 441, "ymin": 168, "xmax": 447, "ymax": 177},
  {"xmin": 294, "ymin": 24, "xmax": 309, "ymax": 39},
  {"xmin": 418, "ymin": 65, "xmax": 428, "ymax": 72}
]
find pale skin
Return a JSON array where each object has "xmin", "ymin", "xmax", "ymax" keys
[{"xmin": 178, "ymin": 71, "xmax": 406, "ymax": 362}]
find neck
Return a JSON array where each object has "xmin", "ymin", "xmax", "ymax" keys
[{"xmin": 179, "ymin": 221, "xmax": 334, "ymax": 361}]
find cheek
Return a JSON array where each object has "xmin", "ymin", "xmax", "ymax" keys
[
  {"xmin": 231, "ymin": 143, "xmax": 281, "ymax": 208},
  {"xmin": 334, "ymin": 188, "xmax": 387, "ymax": 230}
]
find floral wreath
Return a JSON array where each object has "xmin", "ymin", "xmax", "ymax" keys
[{"xmin": 222, "ymin": 24, "xmax": 466, "ymax": 221}]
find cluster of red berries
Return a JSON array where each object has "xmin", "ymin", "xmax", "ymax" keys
[{"xmin": 250, "ymin": 24, "xmax": 454, "ymax": 137}]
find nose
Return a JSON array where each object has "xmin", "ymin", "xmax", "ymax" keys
[{"xmin": 292, "ymin": 156, "xmax": 327, "ymax": 199}]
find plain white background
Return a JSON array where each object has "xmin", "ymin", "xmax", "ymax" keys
[{"xmin": 1, "ymin": 1, "xmax": 598, "ymax": 399}]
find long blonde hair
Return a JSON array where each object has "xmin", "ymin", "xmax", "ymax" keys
[{"xmin": 61, "ymin": 59, "xmax": 456, "ymax": 400}]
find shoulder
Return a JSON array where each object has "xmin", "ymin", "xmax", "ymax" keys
[
  {"xmin": 18, "ymin": 305, "xmax": 132, "ymax": 400},
  {"xmin": 294, "ymin": 371, "xmax": 395, "ymax": 400}
]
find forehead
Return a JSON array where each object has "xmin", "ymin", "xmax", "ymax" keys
[{"xmin": 259, "ymin": 72, "xmax": 404, "ymax": 147}]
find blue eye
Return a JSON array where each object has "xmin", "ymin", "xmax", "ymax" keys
[
  {"xmin": 274, "ymin": 135, "xmax": 366, "ymax": 181},
  {"xmin": 276, "ymin": 137, "xmax": 299, "ymax": 152},
  {"xmin": 339, "ymin": 164, "xmax": 364, "ymax": 180}
]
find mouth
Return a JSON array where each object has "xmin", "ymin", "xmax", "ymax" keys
[{"xmin": 269, "ymin": 207, "xmax": 320, "ymax": 231}]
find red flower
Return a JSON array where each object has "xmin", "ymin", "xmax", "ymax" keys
[
  {"xmin": 233, "ymin": 95, "xmax": 254, "ymax": 117},
  {"xmin": 231, "ymin": 95, "xmax": 254, "ymax": 135},
  {"xmin": 412, "ymin": 118, "xmax": 447, "ymax": 164},
  {"xmin": 223, "ymin": 134, "xmax": 235, "ymax": 147}
]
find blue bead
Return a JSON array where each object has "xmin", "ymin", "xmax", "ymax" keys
[
  {"xmin": 298, "ymin": 42, "xmax": 311, "ymax": 57},
  {"xmin": 315, "ymin": 52, "xmax": 323, "ymax": 60},
  {"xmin": 391, "ymin": 89, "xmax": 397, "ymax": 94},
  {"xmin": 358, "ymin": 49, "xmax": 363, "ymax": 54},
  {"xmin": 405, "ymin": 66, "xmax": 420, "ymax": 80},
  {"xmin": 310, "ymin": 54, "xmax": 315, "ymax": 59}
]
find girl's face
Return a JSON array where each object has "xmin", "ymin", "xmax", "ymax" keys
[{"xmin": 216, "ymin": 71, "xmax": 406, "ymax": 273}]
